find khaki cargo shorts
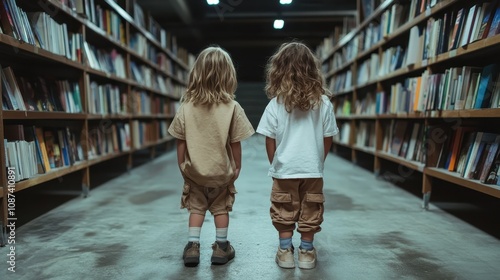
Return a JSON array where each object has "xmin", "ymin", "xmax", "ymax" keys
[
  {"xmin": 270, "ymin": 178, "xmax": 325, "ymax": 233},
  {"xmin": 181, "ymin": 181, "xmax": 237, "ymax": 216}
]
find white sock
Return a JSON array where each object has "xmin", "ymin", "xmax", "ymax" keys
[
  {"xmin": 216, "ymin": 227, "xmax": 228, "ymax": 243},
  {"xmin": 188, "ymin": 227, "xmax": 201, "ymax": 243}
]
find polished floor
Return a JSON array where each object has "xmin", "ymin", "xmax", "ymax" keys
[{"xmin": 8, "ymin": 136, "xmax": 500, "ymax": 279}]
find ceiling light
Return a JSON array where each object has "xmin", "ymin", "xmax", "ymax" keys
[
  {"xmin": 207, "ymin": 0, "xmax": 219, "ymax": 5},
  {"xmin": 274, "ymin": 19, "xmax": 284, "ymax": 29},
  {"xmin": 280, "ymin": 0, "xmax": 293, "ymax": 4}
]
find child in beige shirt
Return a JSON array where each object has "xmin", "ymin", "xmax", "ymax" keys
[{"xmin": 168, "ymin": 46, "xmax": 254, "ymax": 267}]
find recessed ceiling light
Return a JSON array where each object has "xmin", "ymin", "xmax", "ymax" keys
[
  {"xmin": 280, "ymin": 0, "xmax": 293, "ymax": 4},
  {"xmin": 274, "ymin": 19, "xmax": 284, "ymax": 29},
  {"xmin": 207, "ymin": 0, "xmax": 219, "ymax": 5}
]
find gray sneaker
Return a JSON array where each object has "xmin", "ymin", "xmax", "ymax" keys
[
  {"xmin": 211, "ymin": 241, "xmax": 235, "ymax": 265},
  {"xmin": 275, "ymin": 246, "xmax": 295, "ymax": 269},
  {"xmin": 298, "ymin": 248, "xmax": 317, "ymax": 269},
  {"xmin": 183, "ymin": 242, "xmax": 200, "ymax": 267}
]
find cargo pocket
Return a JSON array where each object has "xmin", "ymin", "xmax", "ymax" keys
[
  {"xmin": 180, "ymin": 183, "xmax": 190, "ymax": 209},
  {"xmin": 301, "ymin": 193, "xmax": 325, "ymax": 224},
  {"xmin": 270, "ymin": 192, "xmax": 294, "ymax": 222},
  {"xmin": 226, "ymin": 184, "xmax": 237, "ymax": 212}
]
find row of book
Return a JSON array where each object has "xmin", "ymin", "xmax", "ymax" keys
[
  {"xmin": 334, "ymin": 96, "xmax": 351, "ymax": 117},
  {"xmin": 335, "ymin": 122, "xmax": 351, "ymax": 145},
  {"xmin": 1, "ymin": 0, "xmax": 193, "ymax": 71},
  {"xmin": 131, "ymin": 120, "xmax": 171, "ymax": 149},
  {"xmin": 329, "ymin": 70, "xmax": 353, "ymax": 93},
  {"xmin": 375, "ymin": 63, "xmax": 500, "ymax": 114},
  {"xmin": 430, "ymin": 127, "xmax": 500, "ymax": 185},
  {"xmin": 356, "ymin": 121, "xmax": 376, "ymax": 149},
  {"xmin": 88, "ymin": 81, "xmax": 127, "ymax": 115},
  {"xmin": 407, "ymin": 1, "xmax": 500, "ymax": 66},
  {"xmin": 324, "ymin": 0, "xmax": 500, "ymax": 76},
  {"xmin": 4, "ymin": 125, "xmax": 83, "ymax": 182},
  {"xmin": 131, "ymin": 90, "xmax": 180, "ymax": 116},
  {"xmin": 355, "ymin": 93, "xmax": 376, "ymax": 116},
  {"xmin": 0, "ymin": 1, "xmax": 82, "ymax": 61},
  {"xmin": 88, "ymin": 122, "xmax": 131, "ymax": 158},
  {"xmin": 84, "ymin": 43, "xmax": 127, "ymax": 78},
  {"xmin": 383, "ymin": 121, "xmax": 426, "ymax": 163},
  {"xmin": 2, "ymin": 67, "xmax": 83, "ymax": 113},
  {"xmin": 356, "ymin": 45, "xmax": 406, "ymax": 86}
]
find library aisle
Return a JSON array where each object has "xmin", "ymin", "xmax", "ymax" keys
[{"xmin": 10, "ymin": 136, "xmax": 500, "ymax": 279}]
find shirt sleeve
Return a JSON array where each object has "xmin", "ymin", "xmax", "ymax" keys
[
  {"xmin": 168, "ymin": 104, "xmax": 186, "ymax": 140},
  {"xmin": 230, "ymin": 103, "xmax": 255, "ymax": 143},
  {"xmin": 323, "ymin": 99, "xmax": 339, "ymax": 137},
  {"xmin": 256, "ymin": 101, "xmax": 278, "ymax": 139}
]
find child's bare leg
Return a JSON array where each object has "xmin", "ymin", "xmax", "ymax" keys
[
  {"xmin": 300, "ymin": 232, "xmax": 314, "ymax": 241},
  {"xmin": 189, "ymin": 213, "xmax": 205, "ymax": 227},
  {"xmin": 214, "ymin": 213, "xmax": 228, "ymax": 228}
]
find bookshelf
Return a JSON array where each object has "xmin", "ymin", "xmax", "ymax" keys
[
  {"xmin": 321, "ymin": 0, "xmax": 500, "ymax": 210},
  {"xmin": 0, "ymin": 0, "xmax": 193, "ymax": 246}
]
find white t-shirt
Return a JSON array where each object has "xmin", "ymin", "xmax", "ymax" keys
[{"xmin": 256, "ymin": 95, "xmax": 339, "ymax": 178}]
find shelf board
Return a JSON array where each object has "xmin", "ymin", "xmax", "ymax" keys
[
  {"xmin": 0, "ymin": 187, "xmax": 3, "ymax": 198},
  {"xmin": 377, "ymin": 112, "xmax": 427, "ymax": 119},
  {"xmin": 132, "ymin": 137, "xmax": 174, "ymax": 151},
  {"xmin": 332, "ymin": 140, "xmax": 351, "ymax": 148},
  {"xmin": 333, "ymin": 88, "xmax": 354, "ymax": 97},
  {"xmin": 14, "ymin": 162, "xmax": 87, "ymax": 192},
  {"xmin": 425, "ymin": 167, "xmax": 500, "ymax": 199},
  {"xmin": 376, "ymin": 151, "xmax": 424, "ymax": 172},
  {"xmin": 0, "ymin": 34, "xmax": 85, "ymax": 71},
  {"xmin": 352, "ymin": 145, "xmax": 376, "ymax": 155},
  {"xmin": 86, "ymin": 67, "xmax": 130, "ymax": 85},
  {"xmin": 87, "ymin": 114, "xmax": 131, "ymax": 120},
  {"xmin": 335, "ymin": 116, "xmax": 352, "ymax": 121},
  {"xmin": 131, "ymin": 114, "xmax": 171, "ymax": 119},
  {"xmin": 432, "ymin": 108, "xmax": 500, "ymax": 118},
  {"xmin": 87, "ymin": 151, "xmax": 130, "ymax": 166},
  {"xmin": 351, "ymin": 114, "xmax": 377, "ymax": 120},
  {"xmin": 2, "ymin": 111, "xmax": 87, "ymax": 120},
  {"xmin": 326, "ymin": 61, "xmax": 353, "ymax": 78}
]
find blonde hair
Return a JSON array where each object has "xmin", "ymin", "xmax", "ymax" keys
[
  {"xmin": 183, "ymin": 46, "xmax": 237, "ymax": 105},
  {"xmin": 265, "ymin": 42, "xmax": 330, "ymax": 112}
]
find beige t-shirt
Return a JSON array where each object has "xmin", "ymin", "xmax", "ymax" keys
[{"xmin": 168, "ymin": 100, "xmax": 255, "ymax": 188}]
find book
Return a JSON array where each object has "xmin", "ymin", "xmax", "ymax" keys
[
  {"xmin": 487, "ymin": 6, "xmax": 500, "ymax": 37},
  {"xmin": 449, "ymin": 8, "xmax": 466, "ymax": 50},
  {"xmin": 477, "ymin": 1, "xmax": 497, "ymax": 40},
  {"xmin": 474, "ymin": 64, "xmax": 499, "ymax": 109}
]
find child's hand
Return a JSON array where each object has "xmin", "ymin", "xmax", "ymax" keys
[{"xmin": 232, "ymin": 168, "xmax": 240, "ymax": 181}]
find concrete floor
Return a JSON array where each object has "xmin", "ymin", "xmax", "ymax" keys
[{"xmin": 7, "ymin": 136, "xmax": 500, "ymax": 279}]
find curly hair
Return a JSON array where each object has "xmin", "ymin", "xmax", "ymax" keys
[
  {"xmin": 265, "ymin": 42, "xmax": 330, "ymax": 112},
  {"xmin": 183, "ymin": 46, "xmax": 237, "ymax": 105}
]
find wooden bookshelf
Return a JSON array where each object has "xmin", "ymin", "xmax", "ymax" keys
[
  {"xmin": 323, "ymin": 0, "xmax": 500, "ymax": 209},
  {"xmin": 425, "ymin": 168, "xmax": 500, "ymax": 199},
  {"xmin": 0, "ymin": 0, "xmax": 192, "ymax": 246}
]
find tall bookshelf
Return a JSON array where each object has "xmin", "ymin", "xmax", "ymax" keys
[
  {"xmin": 320, "ymin": 0, "xmax": 500, "ymax": 209},
  {"xmin": 0, "ymin": 0, "xmax": 193, "ymax": 246}
]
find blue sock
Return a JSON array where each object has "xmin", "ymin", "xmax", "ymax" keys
[
  {"xmin": 279, "ymin": 237, "xmax": 293, "ymax": 250},
  {"xmin": 300, "ymin": 239, "xmax": 314, "ymax": 251}
]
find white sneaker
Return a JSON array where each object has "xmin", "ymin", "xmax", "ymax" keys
[
  {"xmin": 298, "ymin": 248, "xmax": 317, "ymax": 269},
  {"xmin": 275, "ymin": 246, "xmax": 295, "ymax": 268}
]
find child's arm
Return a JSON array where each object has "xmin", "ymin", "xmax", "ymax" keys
[
  {"xmin": 177, "ymin": 139, "xmax": 186, "ymax": 167},
  {"xmin": 231, "ymin": 142, "xmax": 241, "ymax": 180},
  {"xmin": 324, "ymin": 137, "xmax": 333, "ymax": 160},
  {"xmin": 265, "ymin": 137, "xmax": 276, "ymax": 164}
]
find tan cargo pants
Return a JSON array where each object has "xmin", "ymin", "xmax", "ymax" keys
[{"xmin": 270, "ymin": 178, "xmax": 325, "ymax": 233}]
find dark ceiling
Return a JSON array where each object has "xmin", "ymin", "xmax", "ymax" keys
[{"xmin": 136, "ymin": 0, "xmax": 357, "ymax": 81}]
